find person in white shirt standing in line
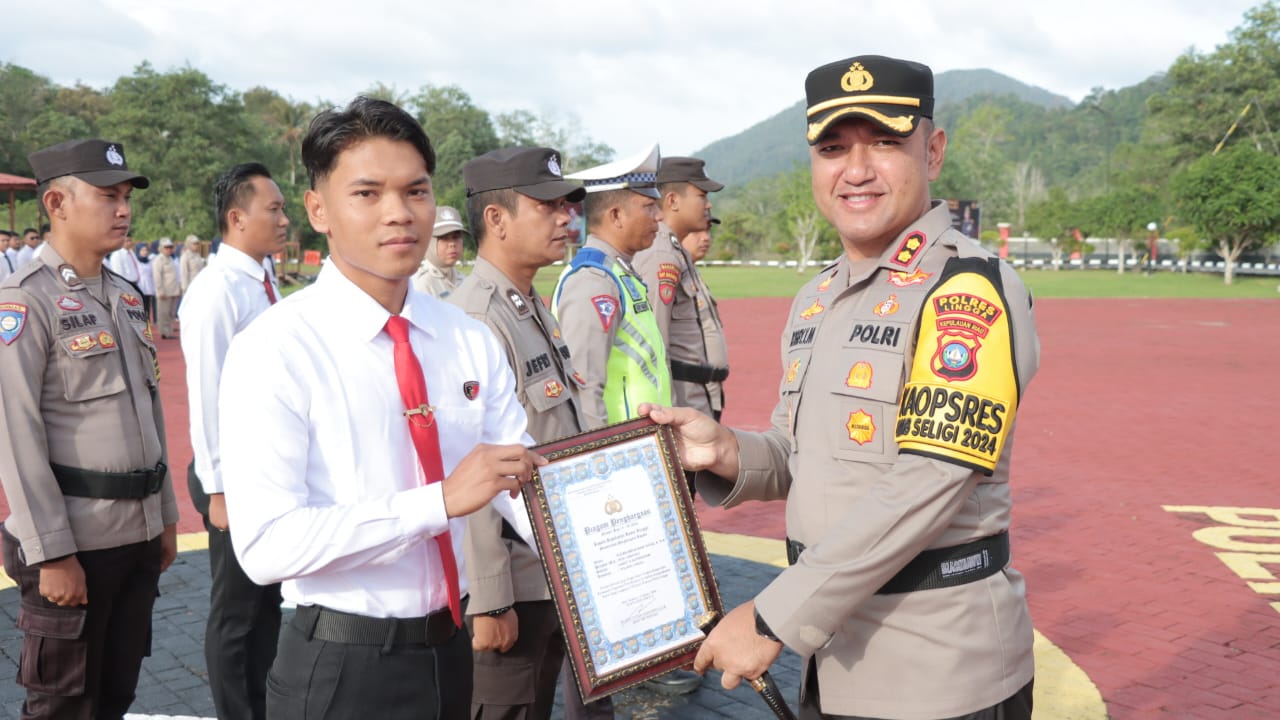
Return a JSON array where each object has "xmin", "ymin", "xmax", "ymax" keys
[
  {"xmin": 218, "ymin": 96, "xmax": 545, "ymax": 720},
  {"xmin": 108, "ymin": 235, "xmax": 143, "ymax": 285},
  {"xmin": 179, "ymin": 162, "xmax": 288, "ymax": 720}
]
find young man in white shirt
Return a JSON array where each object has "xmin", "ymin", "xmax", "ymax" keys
[
  {"xmin": 218, "ymin": 96, "xmax": 544, "ymax": 720},
  {"xmin": 179, "ymin": 162, "xmax": 289, "ymax": 720}
]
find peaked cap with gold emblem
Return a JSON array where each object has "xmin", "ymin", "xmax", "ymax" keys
[{"xmin": 805, "ymin": 55, "xmax": 934, "ymax": 143}]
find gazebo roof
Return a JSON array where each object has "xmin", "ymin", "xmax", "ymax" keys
[{"xmin": 0, "ymin": 173, "xmax": 36, "ymax": 192}]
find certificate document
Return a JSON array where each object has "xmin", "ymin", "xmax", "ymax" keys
[{"xmin": 524, "ymin": 418, "xmax": 723, "ymax": 701}]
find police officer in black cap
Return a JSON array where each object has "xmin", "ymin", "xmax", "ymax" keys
[
  {"xmin": 647, "ymin": 55, "xmax": 1038, "ymax": 720},
  {"xmin": 0, "ymin": 138, "xmax": 179, "ymax": 719}
]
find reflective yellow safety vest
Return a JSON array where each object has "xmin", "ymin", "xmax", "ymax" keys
[{"xmin": 553, "ymin": 247, "xmax": 672, "ymax": 422}]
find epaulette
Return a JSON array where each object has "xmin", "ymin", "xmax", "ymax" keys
[{"xmin": 452, "ymin": 276, "xmax": 496, "ymax": 318}]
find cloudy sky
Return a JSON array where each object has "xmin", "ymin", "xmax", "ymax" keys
[{"xmin": 3, "ymin": 0, "xmax": 1261, "ymax": 158}]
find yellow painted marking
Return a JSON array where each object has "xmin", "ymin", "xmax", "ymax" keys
[
  {"xmin": 702, "ymin": 530, "xmax": 1108, "ymax": 720},
  {"xmin": 1167, "ymin": 505, "xmax": 1280, "ymax": 613},
  {"xmin": 0, "ymin": 530, "xmax": 1109, "ymax": 719}
]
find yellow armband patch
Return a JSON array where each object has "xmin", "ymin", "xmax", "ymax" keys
[{"xmin": 895, "ymin": 258, "xmax": 1019, "ymax": 474}]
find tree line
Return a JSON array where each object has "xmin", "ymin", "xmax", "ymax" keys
[
  {"xmin": 710, "ymin": 1, "xmax": 1280, "ymax": 283},
  {"xmin": 4, "ymin": 2, "xmax": 1280, "ymax": 284},
  {"xmin": 0, "ymin": 63, "xmax": 614, "ymax": 250}
]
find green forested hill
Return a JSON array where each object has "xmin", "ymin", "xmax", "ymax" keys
[{"xmin": 695, "ymin": 68, "xmax": 1075, "ymax": 188}]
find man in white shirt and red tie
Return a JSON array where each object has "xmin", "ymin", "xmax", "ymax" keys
[
  {"xmin": 218, "ymin": 96, "xmax": 544, "ymax": 720},
  {"xmin": 179, "ymin": 161, "xmax": 289, "ymax": 720}
]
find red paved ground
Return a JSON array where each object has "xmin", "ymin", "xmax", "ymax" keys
[{"xmin": 3, "ymin": 295, "xmax": 1278, "ymax": 717}]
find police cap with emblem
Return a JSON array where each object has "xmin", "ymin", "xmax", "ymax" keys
[
  {"xmin": 805, "ymin": 55, "xmax": 934, "ymax": 143},
  {"xmin": 464, "ymin": 147, "xmax": 586, "ymax": 203},
  {"xmin": 655, "ymin": 157, "xmax": 724, "ymax": 193},
  {"xmin": 28, "ymin": 139, "xmax": 150, "ymax": 189},
  {"xmin": 433, "ymin": 206, "xmax": 469, "ymax": 237},
  {"xmin": 566, "ymin": 143, "xmax": 660, "ymax": 199}
]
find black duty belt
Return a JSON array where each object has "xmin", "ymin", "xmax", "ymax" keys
[
  {"xmin": 786, "ymin": 532, "xmax": 1010, "ymax": 595},
  {"xmin": 51, "ymin": 462, "xmax": 166, "ymax": 499},
  {"xmin": 671, "ymin": 359, "xmax": 729, "ymax": 384},
  {"xmin": 294, "ymin": 603, "xmax": 462, "ymax": 647}
]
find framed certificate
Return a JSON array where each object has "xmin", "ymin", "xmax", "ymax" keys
[{"xmin": 523, "ymin": 417, "xmax": 723, "ymax": 702}]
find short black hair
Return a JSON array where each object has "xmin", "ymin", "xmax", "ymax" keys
[
  {"xmin": 213, "ymin": 162, "xmax": 273, "ymax": 234},
  {"xmin": 466, "ymin": 188, "xmax": 520, "ymax": 246},
  {"xmin": 301, "ymin": 96, "xmax": 435, "ymax": 188},
  {"xmin": 21, "ymin": 227, "xmax": 36, "ymax": 236},
  {"xmin": 657, "ymin": 181, "xmax": 693, "ymax": 201},
  {"xmin": 583, "ymin": 189, "xmax": 633, "ymax": 231}
]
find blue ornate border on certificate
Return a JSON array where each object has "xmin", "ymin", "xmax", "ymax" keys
[{"xmin": 541, "ymin": 435, "xmax": 707, "ymax": 673}]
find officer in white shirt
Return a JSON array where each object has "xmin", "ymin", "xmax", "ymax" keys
[
  {"xmin": 108, "ymin": 236, "xmax": 143, "ymax": 284},
  {"xmin": 179, "ymin": 161, "xmax": 289, "ymax": 720},
  {"xmin": 219, "ymin": 96, "xmax": 544, "ymax": 720}
]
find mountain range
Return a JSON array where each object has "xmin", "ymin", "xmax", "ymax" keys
[{"xmin": 694, "ymin": 68, "xmax": 1074, "ymax": 187}]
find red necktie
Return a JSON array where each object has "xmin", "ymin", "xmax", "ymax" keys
[
  {"xmin": 384, "ymin": 315, "xmax": 462, "ymax": 626},
  {"xmin": 263, "ymin": 276, "xmax": 278, "ymax": 305}
]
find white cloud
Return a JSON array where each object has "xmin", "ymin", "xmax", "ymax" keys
[{"xmin": 2, "ymin": 0, "xmax": 1260, "ymax": 157}]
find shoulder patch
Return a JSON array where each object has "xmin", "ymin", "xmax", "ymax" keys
[
  {"xmin": 120, "ymin": 292, "xmax": 142, "ymax": 307},
  {"xmin": 656, "ymin": 263, "xmax": 679, "ymax": 305},
  {"xmin": 895, "ymin": 258, "xmax": 1018, "ymax": 475},
  {"xmin": 591, "ymin": 295, "xmax": 618, "ymax": 331},
  {"xmin": 0, "ymin": 303, "xmax": 29, "ymax": 345}
]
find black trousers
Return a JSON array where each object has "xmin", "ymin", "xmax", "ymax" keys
[
  {"xmin": 2, "ymin": 524, "xmax": 161, "ymax": 720},
  {"xmin": 268, "ymin": 609, "xmax": 474, "ymax": 720},
  {"xmin": 204, "ymin": 520, "xmax": 282, "ymax": 720},
  {"xmin": 800, "ymin": 660, "xmax": 1033, "ymax": 720},
  {"xmin": 192, "ymin": 463, "xmax": 282, "ymax": 720}
]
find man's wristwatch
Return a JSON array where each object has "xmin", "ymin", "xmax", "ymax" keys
[
  {"xmin": 481, "ymin": 606, "xmax": 513, "ymax": 618},
  {"xmin": 754, "ymin": 609, "xmax": 781, "ymax": 642}
]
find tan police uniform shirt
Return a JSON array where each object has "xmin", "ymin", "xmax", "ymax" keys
[
  {"xmin": 553, "ymin": 235, "xmax": 645, "ymax": 429},
  {"xmin": 0, "ymin": 245, "xmax": 179, "ymax": 565},
  {"xmin": 411, "ymin": 259, "xmax": 465, "ymax": 300},
  {"xmin": 697, "ymin": 202, "xmax": 1039, "ymax": 719},
  {"xmin": 179, "ymin": 248, "xmax": 205, "ymax": 293},
  {"xmin": 152, "ymin": 251, "xmax": 180, "ymax": 297},
  {"xmin": 449, "ymin": 256, "xmax": 588, "ymax": 612},
  {"xmin": 633, "ymin": 225, "xmax": 728, "ymax": 415}
]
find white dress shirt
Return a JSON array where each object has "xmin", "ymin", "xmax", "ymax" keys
[
  {"xmin": 108, "ymin": 246, "xmax": 142, "ymax": 283},
  {"xmin": 0, "ymin": 251, "xmax": 11, "ymax": 282},
  {"xmin": 137, "ymin": 260, "xmax": 156, "ymax": 295},
  {"xmin": 219, "ymin": 261, "xmax": 536, "ymax": 619},
  {"xmin": 15, "ymin": 244, "xmax": 35, "ymax": 269},
  {"xmin": 179, "ymin": 245, "xmax": 278, "ymax": 494}
]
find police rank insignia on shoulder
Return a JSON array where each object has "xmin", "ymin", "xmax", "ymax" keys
[
  {"xmin": 58, "ymin": 264, "xmax": 83, "ymax": 288},
  {"xmin": 890, "ymin": 232, "xmax": 926, "ymax": 267},
  {"xmin": 507, "ymin": 289, "xmax": 531, "ymax": 316},
  {"xmin": 0, "ymin": 303, "xmax": 28, "ymax": 345},
  {"xmin": 120, "ymin": 293, "xmax": 142, "ymax": 307},
  {"xmin": 894, "ymin": 258, "xmax": 1018, "ymax": 475}
]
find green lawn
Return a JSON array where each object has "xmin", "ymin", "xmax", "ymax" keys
[{"xmin": 285, "ymin": 262, "xmax": 1279, "ymax": 300}]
